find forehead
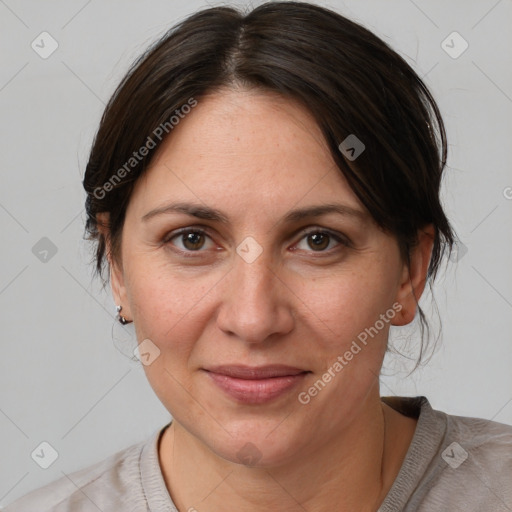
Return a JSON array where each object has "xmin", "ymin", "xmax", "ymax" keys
[{"xmin": 128, "ymin": 89, "xmax": 365, "ymax": 218}]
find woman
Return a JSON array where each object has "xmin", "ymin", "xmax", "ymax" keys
[{"xmin": 5, "ymin": 2, "xmax": 511, "ymax": 511}]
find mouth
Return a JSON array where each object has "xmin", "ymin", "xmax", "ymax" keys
[{"xmin": 203, "ymin": 365, "xmax": 310, "ymax": 404}]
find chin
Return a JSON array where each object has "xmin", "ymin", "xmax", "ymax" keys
[{"xmin": 199, "ymin": 415, "xmax": 308, "ymax": 468}]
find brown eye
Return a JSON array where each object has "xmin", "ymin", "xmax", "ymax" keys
[
  {"xmin": 294, "ymin": 229, "xmax": 349, "ymax": 253},
  {"xmin": 167, "ymin": 229, "xmax": 215, "ymax": 253},
  {"xmin": 307, "ymin": 232, "xmax": 330, "ymax": 251},
  {"xmin": 181, "ymin": 231, "xmax": 206, "ymax": 250}
]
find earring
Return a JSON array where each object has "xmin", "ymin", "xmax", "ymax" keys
[{"xmin": 116, "ymin": 304, "xmax": 131, "ymax": 325}]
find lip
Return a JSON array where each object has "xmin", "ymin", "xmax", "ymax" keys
[{"xmin": 204, "ymin": 365, "xmax": 309, "ymax": 404}]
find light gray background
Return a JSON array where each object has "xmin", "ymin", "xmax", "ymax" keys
[{"xmin": 1, "ymin": 0, "xmax": 511, "ymax": 506}]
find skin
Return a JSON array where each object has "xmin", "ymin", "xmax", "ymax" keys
[{"xmin": 102, "ymin": 88, "xmax": 434, "ymax": 511}]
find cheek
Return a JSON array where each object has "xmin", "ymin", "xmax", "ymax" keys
[
  {"xmin": 291, "ymin": 265, "xmax": 398, "ymax": 349},
  {"xmin": 291, "ymin": 269, "xmax": 397, "ymax": 414},
  {"xmin": 124, "ymin": 254, "xmax": 233, "ymax": 375},
  {"xmin": 125, "ymin": 263, "xmax": 224, "ymax": 417}
]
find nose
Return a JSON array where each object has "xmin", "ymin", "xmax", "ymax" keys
[{"xmin": 215, "ymin": 248, "xmax": 295, "ymax": 344}]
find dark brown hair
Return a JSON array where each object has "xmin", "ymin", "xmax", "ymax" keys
[{"xmin": 83, "ymin": 1, "xmax": 455, "ymax": 366}]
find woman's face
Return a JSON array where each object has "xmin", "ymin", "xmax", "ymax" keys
[{"xmin": 111, "ymin": 89, "xmax": 421, "ymax": 466}]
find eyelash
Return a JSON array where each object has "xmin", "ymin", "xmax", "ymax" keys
[{"xmin": 164, "ymin": 227, "xmax": 351, "ymax": 257}]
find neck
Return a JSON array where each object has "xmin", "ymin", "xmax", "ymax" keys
[{"xmin": 158, "ymin": 395, "xmax": 416, "ymax": 512}]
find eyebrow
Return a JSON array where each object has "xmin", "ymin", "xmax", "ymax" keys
[{"xmin": 141, "ymin": 201, "xmax": 368, "ymax": 224}]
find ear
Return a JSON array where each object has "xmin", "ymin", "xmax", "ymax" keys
[
  {"xmin": 392, "ymin": 225, "xmax": 435, "ymax": 326},
  {"xmin": 97, "ymin": 212, "xmax": 132, "ymax": 322}
]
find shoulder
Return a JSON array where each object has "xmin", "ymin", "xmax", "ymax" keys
[
  {"xmin": 2, "ymin": 434, "xmax": 153, "ymax": 512},
  {"xmin": 443, "ymin": 409, "xmax": 512, "ymax": 481},
  {"xmin": 417, "ymin": 400, "xmax": 512, "ymax": 511},
  {"xmin": 380, "ymin": 396, "xmax": 512, "ymax": 512},
  {"xmin": 437, "ymin": 404, "xmax": 512, "ymax": 475}
]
